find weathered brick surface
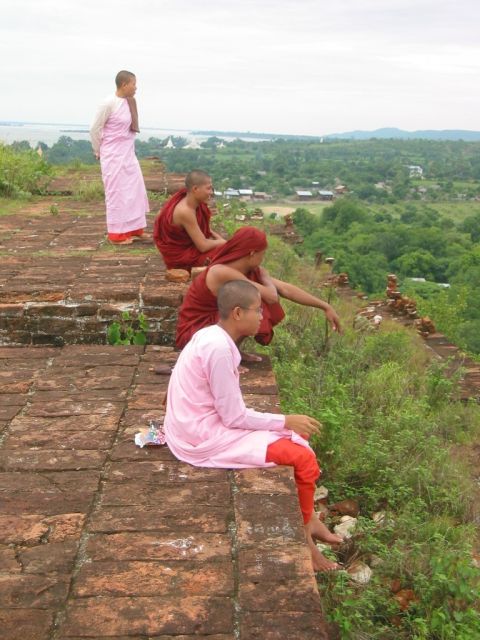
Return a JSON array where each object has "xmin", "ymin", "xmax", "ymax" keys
[
  {"xmin": 0, "ymin": 608, "xmax": 54, "ymax": 640},
  {"xmin": 0, "ymin": 207, "xmax": 186, "ymax": 345},
  {"xmin": 0, "ymin": 342, "xmax": 328, "ymax": 638},
  {"xmin": 60, "ymin": 596, "xmax": 233, "ymax": 636},
  {"xmin": 74, "ymin": 560, "xmax": 234, "ymax": 597}
]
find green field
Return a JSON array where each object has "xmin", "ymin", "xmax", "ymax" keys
[{"xmin": 261, "ymin": 198, "xmax": 480, "ymax": 224}]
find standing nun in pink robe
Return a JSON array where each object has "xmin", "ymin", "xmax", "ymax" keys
[{"xmin": 90, "ymin": 70, "xmax": 149, "ymax": 244}]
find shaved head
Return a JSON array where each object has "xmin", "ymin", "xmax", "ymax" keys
[
  {"xmin": 217, "ymin": 280, "xmax": 260, "ymax": 320},
  {"xmin": 185, "ymin": 170, "xmax": 211, "ymax": 191},
  {"xmin": 115, "ymin": 70, "xmax": 136, "ymax": 88}
]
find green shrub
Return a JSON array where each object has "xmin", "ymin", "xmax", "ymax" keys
[
  {"xmin": 0, "ymin": 143, "xmax": 53, "ymax": 197},
  {"xmin": 73, "ymin": 178, "xmax": 104, "ymax": 201}
]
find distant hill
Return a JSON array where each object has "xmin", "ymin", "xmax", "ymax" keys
[{"xmin": 325, "ymin": 127, "xmax": 480, "ymax": 141}]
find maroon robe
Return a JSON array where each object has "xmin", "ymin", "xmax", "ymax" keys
[
  {"xmin": 176, "ymin": 227, "xmax": 285, "ymax": 348},
  {"xmin": 153, "ymin": 188, "xmax": 217, "ymax": 270}
]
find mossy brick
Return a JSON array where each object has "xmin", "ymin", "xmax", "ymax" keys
[
  {"xmin": 25, "ymin": 304, "xmax": 75, "ymax": 317},
  {"xmin": 0, "ymin": 304, "xmax": 24, "ymax": 317},
  {"xmin": 74, "ymin": 303, "xmax": 99, "ymax": 316}
]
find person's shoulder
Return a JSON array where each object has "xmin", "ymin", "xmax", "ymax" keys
[
  {"xmin": 196, "ymin": 325, "xmax": 230, "ymax": 351},
  {"xmin": 207, "ymin": 263, "xmax": 241, "ymax": 286},
  {"xmin": 175, "ymin": 198, "xmax": 195, "ymax": 220}
]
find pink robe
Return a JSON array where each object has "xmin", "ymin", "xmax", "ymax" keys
[
  {"xmin": 165, "ymin": 324, "xmax": 311, "ymax": 468},
  {"xmin": 100, "ymin": 99, "xmax": 149, "ymax": 234}
]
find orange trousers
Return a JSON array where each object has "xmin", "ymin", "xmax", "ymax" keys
[
  {"xmin": 107, "ymin": 228, "xmax": 144, "ymax": 243},
  {"xmin": 265, "ymin": 438, "xmax": 320, "ymax": 524}
]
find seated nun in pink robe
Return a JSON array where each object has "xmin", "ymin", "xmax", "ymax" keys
[
  {"xmin": 165, "ymin": 279, "xmax": 342, "ymax": 573},
  {"xmin": 90, "ymin": 70, "xmax": 149, "ymax": 245}
]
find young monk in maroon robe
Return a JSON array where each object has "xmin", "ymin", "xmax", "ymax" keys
[
  {"xmin": 153, "ymin": 170, "xmax": 226, "ymax": 270},
  {"xmin": 175, "ymin": 227, "xmax": 342, "ymax": 359}
]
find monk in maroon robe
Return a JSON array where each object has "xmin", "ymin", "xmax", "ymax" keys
[
  {"xmin": 153, "ymin": 170, "xmax": 226, "ymax": 271},
  {"xmin": 176, "ymin": 227, "xmax": 342, "ymax": 356}
]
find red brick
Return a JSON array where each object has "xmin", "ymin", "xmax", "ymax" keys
[
  {"xmin": 0, "ymin": 515, "xmax": 49, "ymax": 545},
  {"xmin": 74, "ymin": 303, "xmax": 98, "ymax": 316},
  {"xmin": 240, "ymin": 611, "xmax": 330, "ymax": 640},
  {"xmin": 0, "ymin": 304, "xmax": 24, "ymax": 317},
  {"xmin": 74, "ymin": 560, "xmax": 233, "ymax": 597},
  {"xmin": 0, "ymin": 574, "xmax": 69, "ymax": 607},
  {"xmin": 107, "ymin": 460, "xmax": 226, "ymax": 484},
  {"xmin": 0, "ymin": 547, "xmax": 22, "ymax": 573},
  {"xmin": 239, "ymin": 581, "xmax": 321, "ymax": 613},
  {"xmin": 0, "ymin": 330, "xmax": 32, "ymax": 344},
  {"xmin": 0, "ymin": 449, "xmax": 106, "ymax": 471},
  {"xmin": 60, "ymin": 596, "xmax": 233, "ymax": 636},
  {"xmin": 234, "ymin": 467, "xmax": 294, "ymax": 495},
  {"xmin": 234, "ymin": 494, "xmax": 304, "ymax": 545},
  {"xmin": 25, "ymin": 304, "xmax": 76, "ymax": 317},
  {"xmin": 9, "ymin": 414, "xmax": 119, "ymax": 433},
  {"xmin": 0, "ymin": 378, "xmax": 32, "ymax": 394},
  {"xmin": 0, "ymin": 405, "xmax": 24, "ymax": 421},
  {"xmin": 0, "ymin": 608, "xmax": 54, "ymax": 640},
  {"xmin": 142, "ymin": 287, "xmax": 184, "ymax": 306},
  {"xmin": 86, "ymin": 532, "xmax": 231, "ymax": 562},
  {"xmin": 101, "ymin": 481, "xmax": 230, "ymax": 508},
  {"xmin": 26, "ymin": 398, "xmax": 124, "ymax": 418},
  {"xmin": 2, "ymin": 428, "xmax": 113, "ymax": 450},
  {"xmin": 0, "ymin": 471, "xmax": 100, "ymax": 514},
  {"xmin": 32, "ymin": 388, "xmax": 128, "ymax": 402},
  {"xmin": 238, "ymin": 544, "xmax": 314, "ymax": 583},
  {"xmin": 89, "ymin": 505, "xmax": 229, "ymax": 534},
  {"xmin": 18, "ymin": 540, "xmax": 79, "ymax": 574},
  {"xmin": 58, "ymin": 636, "xmax": 233, "ymax": 640},
  {"xmin": 44, "ymin": 513, "xmax": 86, "ymax": 542},
  {"xmin": 109, "ymin": 441, "xmax": 176, "ymax": 462},
  {"xmin": 0, "ymin": 393, "xmax": 27, "ymax": 406},
  {"xmin": 0, "ymin": 346, "xmax": 56, "ymax": 359}
]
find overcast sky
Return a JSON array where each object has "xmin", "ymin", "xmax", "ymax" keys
[{"xmin": 2, "ymin": 0, "xmax": 479, "ymax": 136}]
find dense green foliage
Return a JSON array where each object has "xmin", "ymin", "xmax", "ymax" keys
[
  {"xmin": 263, "ymin": 246, "xmax": 480, "ymax": 639},
  {"xmin": 0, "ymin": 143, "xmax": 52, "ymax": 197},
  {"xmin": 292, "ymin": 200, "xmax": 480, "ymax": 354},
  {"xmin": 12, "ymin": 136, "xmax": 480, "ymax": 201}
]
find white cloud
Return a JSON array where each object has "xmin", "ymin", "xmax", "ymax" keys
[{"xmin": 1, "ymin": 0, "xmax": 479, "ymax": 134}]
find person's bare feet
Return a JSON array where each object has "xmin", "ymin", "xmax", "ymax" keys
[
  {"xmin": 310, "ymin": 544, "xmax": 341, "ymax": 572},
  {"xmin": 309, "ymin": 514, "xmax": 343, "ymax": 545},
  {"xmin": 240, "ymin": 351, "xmax": 262, "ymax": 363},
  {"xmin": 132, "ymin": 232, "xmax": 152, "ymax": 242},
  {"xmin": 108, "ymin": 237, "xmax": 134, "ymax": 245}
]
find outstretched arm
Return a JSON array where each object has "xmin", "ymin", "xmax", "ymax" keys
[
  {"xmin": 271, "ymin": 277, "xmax": 342, "ymax": 332},
  {"xmin": 178, "ymin": 210, "xmax": 227, "ymax": 253}
]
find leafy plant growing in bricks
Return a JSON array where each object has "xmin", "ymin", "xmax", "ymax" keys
[{"xmin": 107, "ymin": 311, "xmax": 148, "ymax": 346}]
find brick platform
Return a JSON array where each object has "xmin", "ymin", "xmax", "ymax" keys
[
  {"xmin": 0, "ymin": 345, "xmax": 329, "ymax": 640},
  {"xmin": 0, "ymin": 200, "xmax": 186, "ymax": 346}
]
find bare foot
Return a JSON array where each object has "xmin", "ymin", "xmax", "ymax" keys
[
  {"xmin": 310, "ymin": 544, "xmax": 341, "ymax": 572},
  {"xmin": 305, "ymin": 522, "xmax": 341, "ymax": 572},
  {"xmin": 238, "ymin": 365, "xmax": 249, "ymax": 374},
  {"xmin": 132, "ymin": 232, "xmax": 152, "ymax": 242},
  {"xmin": 309, "ymin": 514, "xmax": 343, "ymax": 545},
  {"xmin": 240, "ymin": 351, "xmax": 262, "ymax": 363},
  {"xmin": 108, "ymin": 237, "xmax": 133, "ymax": 245}
]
